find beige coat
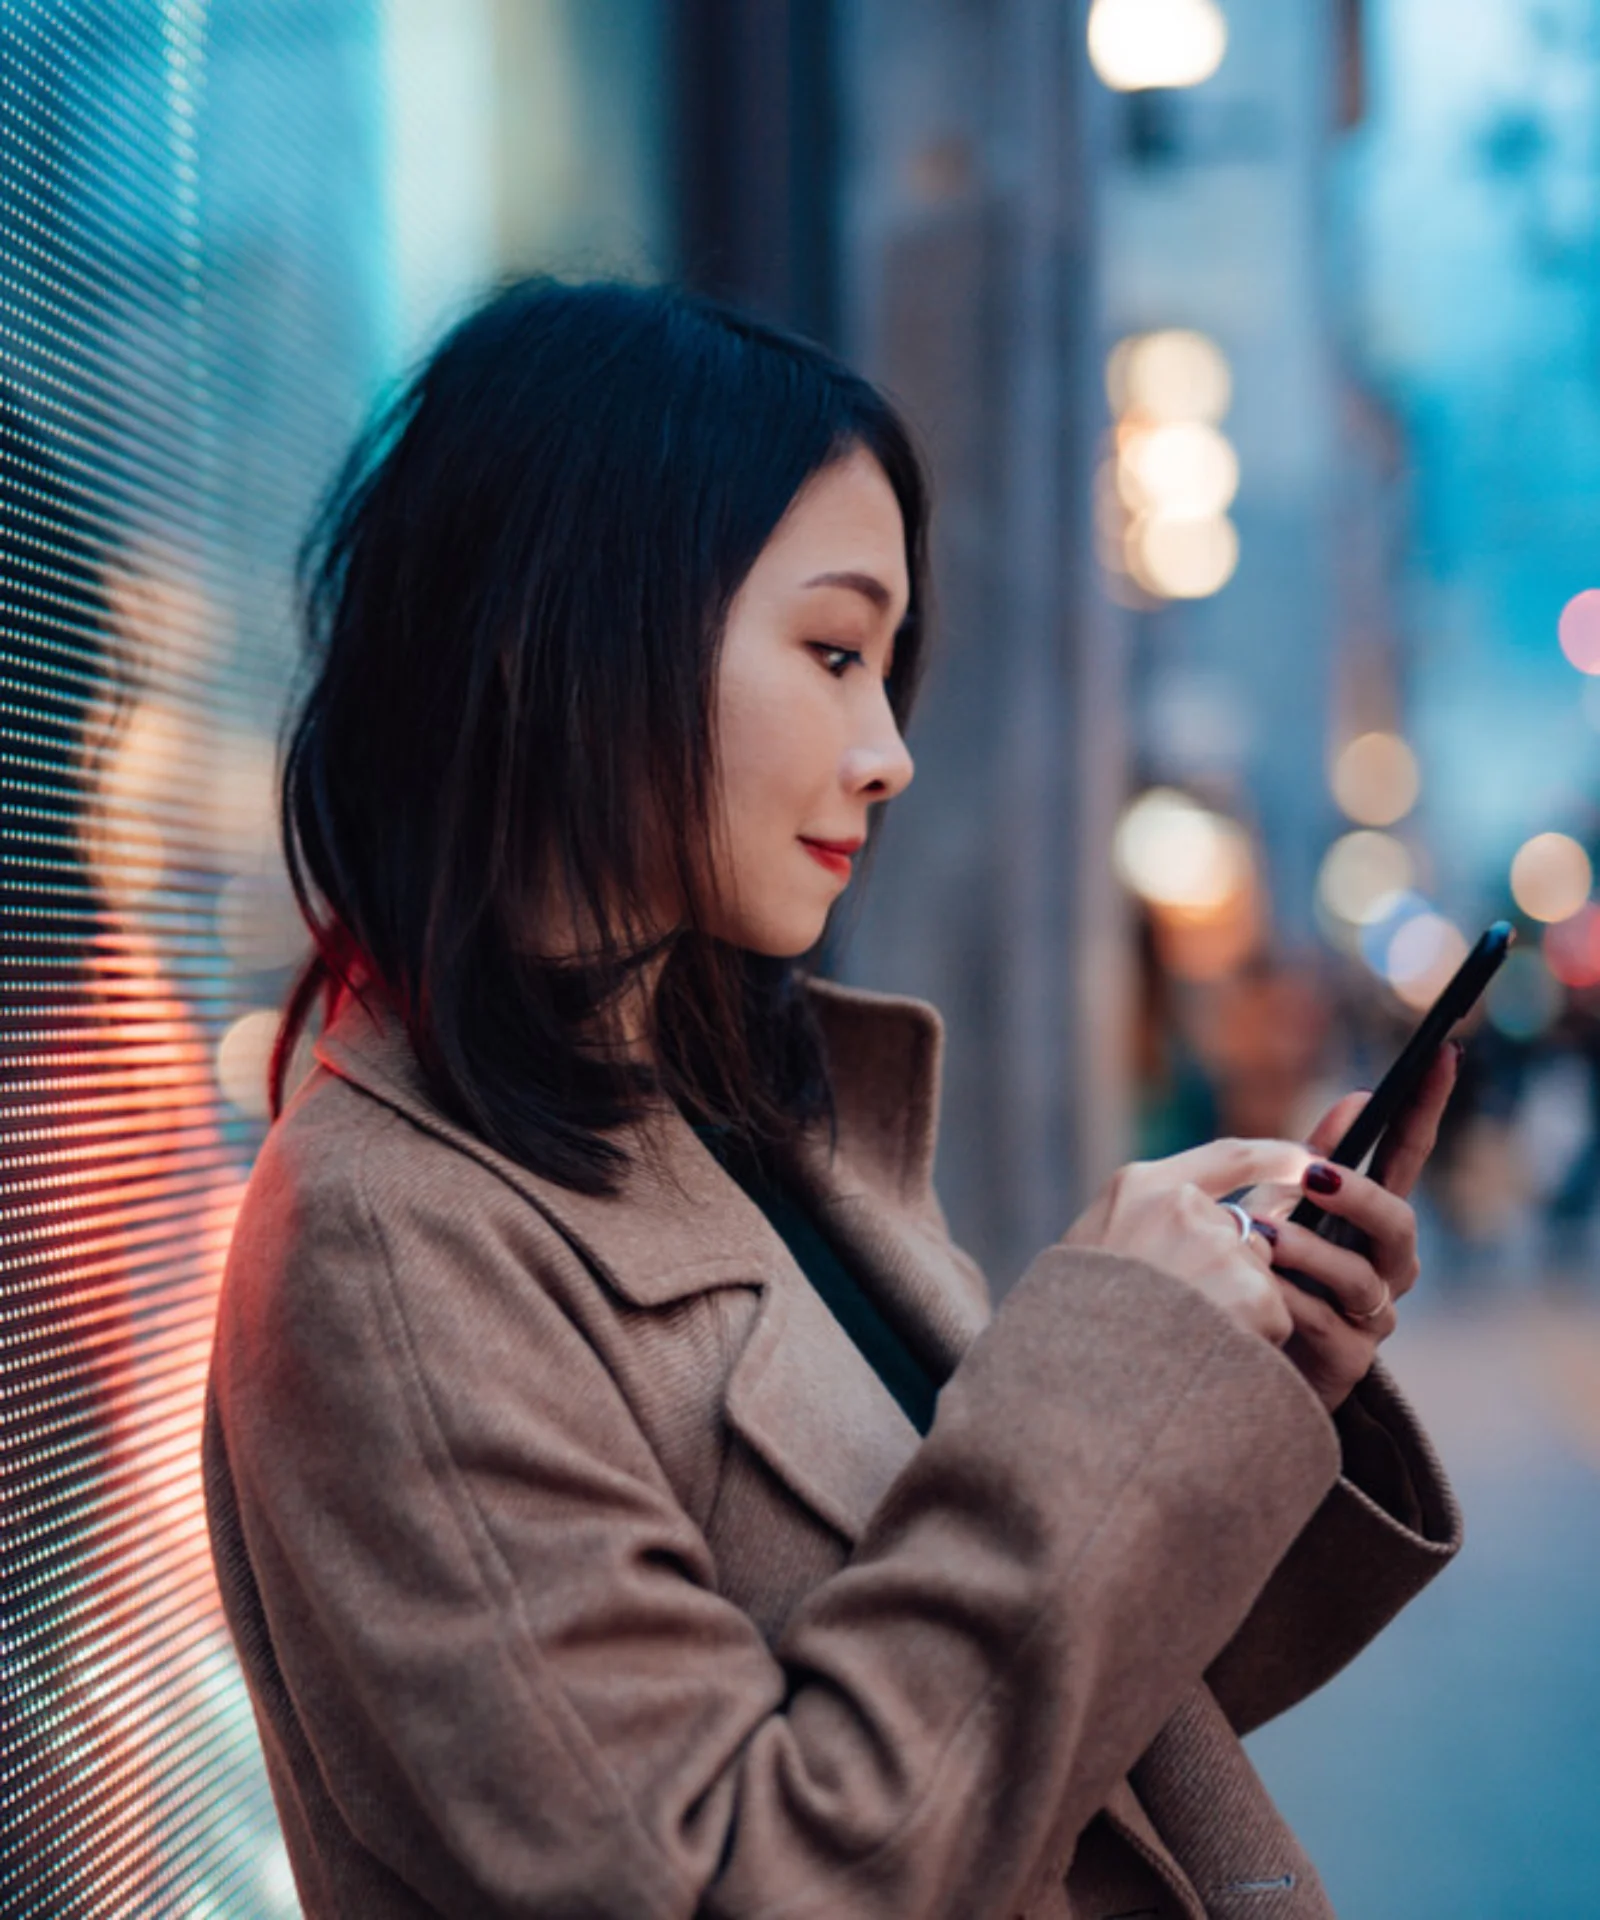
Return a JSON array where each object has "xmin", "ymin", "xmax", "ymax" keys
[{"xmin": 203, "ymin": 979, "xmax": 1461, "ymax": 1919}]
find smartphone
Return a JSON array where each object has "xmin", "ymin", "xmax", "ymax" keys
[{"xmin": 1281, "ymin": 920, "xmax": 1515, "ymax": 1305}]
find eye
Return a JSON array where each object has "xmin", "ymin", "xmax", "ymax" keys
[{"xmin": 808, "ymin": 642, "xmax": 865, "ymax": 678}]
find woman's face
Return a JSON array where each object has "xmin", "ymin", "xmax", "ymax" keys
[{"xmin": 706, "ymin": 446, "xmax": 914, "ymax": 957}]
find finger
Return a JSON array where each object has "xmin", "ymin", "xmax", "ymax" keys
[
  {"xmin": 1187, "ymin": 1190, "xmax": 1288, "ymax": 1281},
  {"xmin": 1270, "ymin": 1216, "xmax": 1398, "ymax": 1320},
  {"xmin": 1276, "ymin": 1272, "xmax": 1391, "ymax": 1384},
  {"xmin": 1152, "ymin": 1136, "xmax": 1316, "ymax": 1200},
  {"xmin": 1297, "ymin": 1163, "xmax": 1421, "ymax": 1293},
  {"xmin": 1304, "ymin": 1090, "xmax": 1370, "ymax": 1160},
  {"xmin": 1371, "ymin": 1043, "xmax": 1460, "ymax": 1198},
  {"xmin": 1230, "ymin": 1178, "xmax": 1303, "ymax": 1227},
  {"xmin": 1244, "ymin": 1175, "xmax": 1306, "ymax": 1221}
]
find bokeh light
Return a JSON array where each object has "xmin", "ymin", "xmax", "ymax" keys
[
  {"xmin": 1113, "ymin": 787, "xmax": 1251, "ymax": 910},
  {"xmin": 1509, "ymin": 831, "xmax": 1593, "ymax": 924},
  {"xmin": 1487, "ymin": 946, "xmax": 1564, "ymax": 1040},
  {"xmin": 1151, "ymin": 882, "xmax": 1262, "ymax": 981},
  {"xmin": 1385, "ymin": 912, "xmax": 1469, "ymax": 1010},
  {"xmin": 1316, "ymin": 829, "xmax": 1414, "ymax": 925},
  {"xmin": 217, "ymin": 870, "xmax": 309, "ymax": 972},
  {"xmin": 1106, "ymin": 328, "xmax": 1232, "ymax": 424},
  {"xmin": 1117, "ymin": 421, "xmax": 1239, "ymax": 518},
  {"xmin": 1358, "ymin": 889, "xmax": 1430, "ymax": 973},
  {"xmin": 1557, "ymin": 589, "xmax": 1600, "ymax": 675},
  {"xmin": 1087, "ymin": 0, "xmax": 1228, "ymax": 93},
  {"xmin": 1544, "ymin": 903, "xmax": 1600, "ymax": 989},
  {"xmin": 1330, "ymin": 731, "xmax": 1420, "ymax": 827},
  {"xmin": 1127, "ymin": 511, "xmax": 1239, "ymax": 599},
  {"xmin": 1104, "ymin": 330, "xmax": 1238, "ymax": 603},
  {"xmin": 83, "ymin": 698, "xmax": 184, "ymax": 908},
  {"xmin": 216, "ymin": 1008, "xmax": 281, "ymax": 1120},
  {"xmin": 211, "ymin": 730, "xmax": 282, "ymax": 872}
]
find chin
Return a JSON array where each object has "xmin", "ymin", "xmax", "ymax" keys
[
  {"xmin": 716, "ymin": 908, "xmax": 829, "ymax": 960},
  {"xmin": 745, "ymin": 925, "xmax": 828, "ymax": 961}
]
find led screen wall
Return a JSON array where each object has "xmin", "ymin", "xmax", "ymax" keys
[{"xmin": 0, "ymin": 5, "xmax": 393, "ymax": 1910}]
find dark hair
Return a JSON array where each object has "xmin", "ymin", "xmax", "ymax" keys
[{"xmin": 276, "ymin": 278, "xmax": 930, "ymax": 1193}]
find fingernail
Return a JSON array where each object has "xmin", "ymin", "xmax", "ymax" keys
[
  {"xmin": 1304, "ymin": 1162, "xmax": 1342, "ymax": 1195},
  {"xmin": 1449, "ymin": 1038, "xmax": 1465, "ymax": 1062},
  {"xmin": 1250, "ymin": 1216, "xmax": 1280, "ymax": 1246}
]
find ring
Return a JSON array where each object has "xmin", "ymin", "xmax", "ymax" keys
[
  {"xmin": 1217, "ymin": 1200, "xmax": 1254, "ymax": 1244},
  {"xmin": 1344, "ymin": 1283, "xmax": 1391, "ymax": 1327}
]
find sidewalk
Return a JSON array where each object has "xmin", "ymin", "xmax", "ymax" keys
[{"xmin": 1246, "ymin": 1289, "xmax": 1600, "ymax": 1916}]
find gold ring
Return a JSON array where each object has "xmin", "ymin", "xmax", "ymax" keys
[{"xmin": 1344, "ymin": 1283, "xmax": 1391, "ymax": 1326}]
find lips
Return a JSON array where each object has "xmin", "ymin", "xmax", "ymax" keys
[{"xmin": 799, "ymin": 836, "xmax": 863, "ymax": 880}]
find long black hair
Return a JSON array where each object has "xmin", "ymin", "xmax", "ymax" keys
[{"xmin": 276, "ymin": 278, "xmax": 930, "ymax": 1193}]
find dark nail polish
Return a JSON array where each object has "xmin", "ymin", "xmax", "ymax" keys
[
  {"xmin": 1305, "ymin": 1162, "xmax": 1342, "ymax": 1196},
  {"xmin": 1250, "ymin": 1217, "xmax": 1280, "ymax": 1246}
]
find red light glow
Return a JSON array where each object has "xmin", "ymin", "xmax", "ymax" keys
[{"xmin": 1544, "ymin": 902, "xmax": 1600, "ymax": 988}]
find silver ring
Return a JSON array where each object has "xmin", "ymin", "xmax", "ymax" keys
[{"xmin": 1217, "ymin": 1199, "xmax": 1254, "ymax": 1244}]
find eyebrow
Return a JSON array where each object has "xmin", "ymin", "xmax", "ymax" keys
[{"xmin": 801, "ymin": 569, "xmax": 897, "ymax": 614}]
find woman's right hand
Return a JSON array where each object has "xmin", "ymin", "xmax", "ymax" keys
[{"xmin": 1062, "ymin": 1138, "xmax": 1316, "ymax": 1347}]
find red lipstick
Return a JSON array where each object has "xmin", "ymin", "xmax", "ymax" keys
[{"xmin": 799, "ymin": 836, "xmax": 862, "ymax": 880}]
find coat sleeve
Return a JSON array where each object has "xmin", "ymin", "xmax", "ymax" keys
[
  {"xmin": 208, "ymin": 1125, "xmax": 1345, "ymax": 1920},
  {"xmin": 1202, "ymin": 1359, "xmax": 1463, "ymax": 1737}
]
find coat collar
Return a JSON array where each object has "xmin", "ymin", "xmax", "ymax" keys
[{"xmin": 311, "ymin": 977, "xmax": 990, "ymax": 1542}]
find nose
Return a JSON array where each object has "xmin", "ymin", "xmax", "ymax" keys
[{"xmin": 841, "ymin": 689, "xmax": 914, "ymax": 801}]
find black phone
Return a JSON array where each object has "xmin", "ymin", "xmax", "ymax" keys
[{"xmin": 1281, "ymin": 920, "xmax": 1515, "ymax": 1304}]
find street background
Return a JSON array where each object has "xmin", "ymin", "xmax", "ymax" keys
[{"xmin": 0, "ymin": 2, "xmax": 1595, "ymax": 1912}]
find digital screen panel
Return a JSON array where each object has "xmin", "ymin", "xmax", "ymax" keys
[{"xmin": 0, "ymin": 5, "xmax": 389, "ymax": 1911}]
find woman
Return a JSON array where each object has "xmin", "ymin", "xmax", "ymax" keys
[{"xmin": 204, "ymin": 279, "xmax": 1461, "ymax": 1919}]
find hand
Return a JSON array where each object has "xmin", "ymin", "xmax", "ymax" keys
[
  {"xmin": 1244, "ymin": 1043, "xmax": 1460, "ymax": 1410},
  {"xmin": 1063, "ymin": 1136, "xmax": 1317, "ymax": 1348}
]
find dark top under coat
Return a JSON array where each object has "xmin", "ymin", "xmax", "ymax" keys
[{"xmin": 697, "ymin": 1126, "xmax": 942, "ymax": 1437}]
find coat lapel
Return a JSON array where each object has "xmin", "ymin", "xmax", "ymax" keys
[
  {"xmin": 312, "ymin": 978, "xmax": 980, "ymax": 1547},
  {"xmin": 719, "ymin": 1240, "xmax": 923, "ymax": 1540},
  {"xmin": 799, "ymin": 978, "xmax": 992, "ymax": 1381}
]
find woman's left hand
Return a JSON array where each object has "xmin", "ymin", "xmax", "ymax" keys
[{"xmin": 1243, "ymin": 1042, "xmax": 1460, "ymax": 1411}]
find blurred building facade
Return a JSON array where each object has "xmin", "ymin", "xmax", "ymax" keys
[{"xmin": 832, "ymin": 2, "xmax": 1127, "ymax": 1284}]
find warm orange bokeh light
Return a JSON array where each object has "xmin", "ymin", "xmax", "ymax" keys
[
  {"xmin": 1330, "ymin": 731, "xmax": 1420, "ymax": 828},
  {"xmin": 1510, "ymin": 832, "xmax": 1593, "ymax": 924},
  {"xmin": 1148, "ymin": 868, "xmax": 1264, "ymax": 982}
]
